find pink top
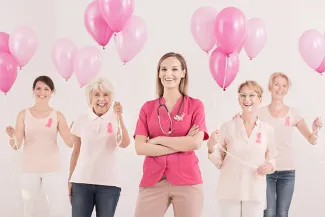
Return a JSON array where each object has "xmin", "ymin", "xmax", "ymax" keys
[
  {"xmin": 134, "ymin": 96, "xmax": 209, "ymax": 187},
  {"xmin": 22, "ymin": 109, "xmax": 60, "ymax": 173},
  {"xmin": 258, "ymin": 106, "xmax": 303, "ymax": 170},
  {"xmin": 209, "ymin": 117, "xmax": 277, "ymax": 202},
  {"xmin": 70, "ymin": 109, "xmax": 120, "ymax": 187}
]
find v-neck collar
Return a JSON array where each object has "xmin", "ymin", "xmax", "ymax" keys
[
  {"xmin": 235, "ymin": 116, "xmax": 261, "ymax": 141},
  {"xmin": 159, "ymin": 95, "xmax": 184, "ymax": 116}
]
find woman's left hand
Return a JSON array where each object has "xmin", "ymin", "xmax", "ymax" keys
[
  {"xmin": 256, "ymin": 162, "xmax": 272, "ymax": 176},
  {"xmin": 312, "ymin": 116, "xmax": 323, "ymax": 131},
  {"xmin": 113, "ymin": 102, "xmax": 123, "ymax": 115}
]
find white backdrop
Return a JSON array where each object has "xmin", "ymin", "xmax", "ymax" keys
[{"xmin": 1, "ymin": 0, "xmax": 325, "ymax": 216}]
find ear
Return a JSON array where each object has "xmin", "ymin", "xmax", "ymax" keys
[{"xmin": 182, "ymin": 69, "xmax": 186, "ymax": 78}]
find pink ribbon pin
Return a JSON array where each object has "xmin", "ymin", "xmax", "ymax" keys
[
  {"xmin": 256, "ymin": 132, "xmax": 261, "ymax": 143},
  {"xmin": 45, "ymin": 118, "xmax": 52, "ymax": 128},
  {"xmin": 107, "ymin": 122, "xmax": 113, "ymax": 133},
  {"xmin": 285, "ymin": 116, "xmax": 290, "ymax": 126}
]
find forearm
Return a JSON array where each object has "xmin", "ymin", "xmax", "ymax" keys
[
  {"xmin": 308, "ymin": 128, "xmax": 319, "ymax": 145},
  {"xmin": 68, "ymin": 153, "xmax": 79, "ymax": 181},
  {"xmin": 118, "ymin": 115, "xmax": 130, "ymax": 148},
  {"xmin": 135, "ymin": 142, "xmax": 179, "ymax": 157},
  {"xmin": 154, "ymin": 136, "xmax": 199, "ymax": 152},
  {"xmin": 207, "ymin": 139, "xmax": 216, "ymax": 154}
]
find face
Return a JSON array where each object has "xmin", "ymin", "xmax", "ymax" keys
[
  {"xmin": 269, "ymin": 76, "xmax": 289, "ymax": 100},
  {"xmin": 238, "ymin": 85, "xmax": 261, "ymax": 113},
  {"xmin": 90, "ymin": 88, "xmax": 111, "ymax": 115},
  {"xmin": 159, "ymin": 57, "xmax": 186, "ymax": 90},
  {"xmin": 33, "ymin": 81, "xmax": 53, "ymax": 103}
]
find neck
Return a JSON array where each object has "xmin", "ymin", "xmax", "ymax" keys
[
  {"xmin": 33, "ymin": 102, "xmax": 51, "ymax": 110},
  {"xmin": 163, "ymin": 88, "xmax": 182, "ymax": 103},
  {"xmin": 241, "ymin": 111, "xmax": 257, "ymax": 124},
  {"xmin": 269, "ymin": 98, "xmax": 285, "ymax": 110}
]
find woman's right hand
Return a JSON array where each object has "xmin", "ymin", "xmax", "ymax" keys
[
  {"xmin": 187, "ymin": 124, "xmax": 200, "ymax": 136},
  {"xmin": 6, "ymin": 126, "xmax": 15, "ymax": 138}
]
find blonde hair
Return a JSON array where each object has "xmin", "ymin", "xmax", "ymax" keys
[
  {"xmin": 238, "ymin": 80, "xmax": 263, "ymax": 97},
  {"xmin": 268, "ymin": 72, "xmax": 291, "ymax": 90},
  {"xmin": 85, "ymin": 76, "xmax": 115, "ymax": 106},
  {"xmin": 156, "ymin": 52, "xmax": 189, "ymax": 97}
]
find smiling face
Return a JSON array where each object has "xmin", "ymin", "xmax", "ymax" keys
[
  {"xmin": 33, "ymin": 81, "xmax": 53, "ymax": 103},
  {"xmin": 90, "ymin": 88, "xmax": 112, "ymax": 116},
  {"xmin": 158, "ymin": 57, "xmax": 186, "ymax": 91},
  {"xmin": 269, "ymin": 75, "xmax": 289, "ymax": 100},
  {"xmin": 238, "ymin": 82, "xmax": 262, "ymax": 114}
]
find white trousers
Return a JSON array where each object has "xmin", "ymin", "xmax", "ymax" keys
[
  {"xmin": 218, "ymin": 199, "xmax": 264, "ymax": 217},
  {"xmin": 20, "ymin": 172, "xmax": 66, "ymax": 217}
]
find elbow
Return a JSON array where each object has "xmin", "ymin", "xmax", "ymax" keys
[{"xmin": 119, "ymin": 139, "xmax": 131, "ymax": 148}]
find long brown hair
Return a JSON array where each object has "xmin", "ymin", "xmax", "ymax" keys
[{"xmin": 156, "ymin": 52, "xmax": 189, "ymax": 97}]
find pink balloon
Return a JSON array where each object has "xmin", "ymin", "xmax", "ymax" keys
[
  {"xmin": 9, "ymin": 26, "xmax": 38, "ymax": 68},
  {"xmin": 115, "ymin": 15, "xmax": 147, "ymax": 64},
  {"xmin": 316, "ymin": 56, "xmax": 325, "ymax": 74},
  {"xmin": 209, "ymin": 47, "xmax": 240, "ymax": 90},
  {"xmin": 190, "ymin": 6, "xmax": 218, "ymax": 53},
  {"xmin": 299, "ymin": 29, "xmax": 325, "ymax": 69},
  {"xmin": 215, "ymin": 7, "xmax": 246, "ymax": 55},
  {"xmin": 73, "ymin": 46, "xmax": 102, "ymax": 87},
  {"xmin": 0, "ymin": 32, "xmax": 10, "ymax": 53},
  {"xmin": 99, "ymin": 0, "xmax": 134, "ymax": 33},
  {"xmin": 84, "ymin": 1, "xmax": 113, "ymax": 47},
  {"xmin": 52, "ymin": 38, "xmax": 77, "ymax": 81},
  {"xmin": 244, "ymin": 18, "xmax": 267, "ymax": 60},
  {"xmin": 0, "ymin": 52, "xmax": 18, "ymax": 94}
]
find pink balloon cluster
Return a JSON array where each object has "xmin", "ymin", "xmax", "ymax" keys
[
  {"xmin": 84, "ymin": 0, "xmax": 147, "ymax": 64},
  {"xmin": 0, "ymin": 26, "xmax": 38, "ymax": 94},
  {"xmin": 299, "ymin": 29, "xmax": 325, "ymax": 74},
  {"xmin": 191, "ymin": 6, "xmax": 268, "ymax": 90},
  {"xmin": 52, "ymin": 38, "xmax": 102, "ymax": 87}
]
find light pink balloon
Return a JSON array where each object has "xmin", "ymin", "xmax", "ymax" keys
[
  {"xmin": 52, "ymin": 38, "xmax": 77, "ymax": 81},
  {"xmin": 115, "ymin": 15, "xmax": 147, "ymax": 64},
  {"xmin": 244, "ymin": 18, "xmax": 267, "ymax": 60},
  {"xmin": 209, "ymin": 47, "xmax": 240, "ymax": 90},
  {"xmin": 9, "ymin": 26, "xmax": 38, "ymax": 68},
  {"xmin": 190, "ymin": 6, "xmax": 218, "ymax": 53},
  {"xmin": 299, "ymin": 29, "xmax": 325, "ymax": 69},
  {"xmin": 99, "ymin": 0, "xmax": 134, "ymax": 33},
  {"xmin": 0, "ymin": 52, "xmax": 18, "ymax": 94},
  {"xmin": 215, "ymin": 7, "xmax": 246, "ymax": 55},
  {"xmin": 0, "ymin": 32, "xmax": 10, "ymax": 53},
  {"xmin": 73, "ymin": 46, "xmax": 102, "ymax": 87},
  {"xmin": 85, "ymin": 1, "xmax": 113, "ymax": 47}
]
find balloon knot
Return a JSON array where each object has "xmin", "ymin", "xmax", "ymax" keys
[
  {"xmin": 103, "ymin": 46, "xmax": 105, "ymax": 50},
  {"xmin": 223, "ymin": 88, "xmax": 226, "ymax": 91}
]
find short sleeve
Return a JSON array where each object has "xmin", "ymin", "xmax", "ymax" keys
[
  {"xmin": 291, "ymin": 107, "xmax": 303, "ymax": 126},
  {"xmin": 192, "ymin": 100, "xmax": 209, "ymax": 140},
  {"xmin": 133, "ymin": 103, "xmax": 149, "ymax": 138},
  {"xmin": 71, "ymin": 117, "xmax": 81, "ymax": 137},
  {"xmin": 265, "ymin": 125, "xmax": 277, "ymax": 173}
]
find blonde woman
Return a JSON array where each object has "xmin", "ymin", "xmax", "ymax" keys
[
  {"xmin": 69, "ymin": 77, "xmax": 130, "ymax": 217},
  {"xmin": 208, "ymin": 81, "xmax": 277, "ymax": 217}
]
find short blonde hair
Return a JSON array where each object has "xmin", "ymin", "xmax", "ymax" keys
[
  {"xmin": 85, "ymin": 76, "xmax": 115, "ymax": 106},
  {"xmin": 268, "ymin": 72, "xmax": 291, "ymax": 90},
  {"xmin": 238, "ymin": 80, "xmax": 263, "ymax": 97},
  {"xmin": 156, "ymin": 52, "xmax": 189, "ymax": 97}
]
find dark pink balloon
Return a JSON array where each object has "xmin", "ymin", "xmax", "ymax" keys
[
  {"xmin": 209, "ymin": 47, "xmax": 240, "ymax": 90},
  {"xmin": 0, "ymin": 52, "xmax": 18, "ymax": 94},
  {"xmin": 0, "ymin": 32, "xmax": 10, "ymax": 53}
]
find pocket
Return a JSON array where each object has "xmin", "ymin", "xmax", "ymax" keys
[{"xmin": 178, "ymin": 152, "xmax": 199, "ymax": 178}]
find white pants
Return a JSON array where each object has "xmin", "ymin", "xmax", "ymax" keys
[
  {"xmin": 20, "ymin": 172, "xmax": 66, "ymax": 217},
  {"xmin": 218, "ymin": 199, "xmax": 264, "ymax": 217}
]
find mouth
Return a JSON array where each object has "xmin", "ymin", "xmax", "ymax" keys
[
  {"xmin": 97, "ymin": 103, "xmax": 107, "ymax": 108},
  {"xmin": 275, "ymin": 91, "xmax": 285, "ymax": 95},
  {"xmin": 244, "ymin": 103, "xmax": 253, "ymax": 107},
  {"xmin": 164, "ymin": 78, "xmax": 176, "ymax": 82},
  {"xmin": 38, "ymin": 95, "xmax": 46, "ymax": 99}
]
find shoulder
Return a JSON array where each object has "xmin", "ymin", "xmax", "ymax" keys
[
  {"xmin": 18, "ymin": 109, "xmax": 26, "ymax": 117},
  {"xmin": 289, "ymin": 107, "xmax": 301, "ymax": 115},
  {"xmin": 139, "ymin": 99, "xmax": 158, "ymax": 112},
  {"xmin": 221, "ymin": 119, "xmax": 236, "ymax": 130},
  {"xmin": 260, "ymin": 121, "xmax": 275, "ymax": 133},
  {"xmin": 185, "ymin": 96, "xmax": 204, "ymax": 109}
]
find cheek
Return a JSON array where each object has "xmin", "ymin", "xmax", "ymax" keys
[{"xmin": 104, "ymin": 97, "xmax": 111, "ymax": 103}]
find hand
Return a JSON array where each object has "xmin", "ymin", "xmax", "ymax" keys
[
  {"xmin": 147, "ymin": 137, "xmax": 158, "ymax": 145},
  {"xmin": 113, "ymin": 102, "xmax": 123, "ymax": 116},
  {"xmin": 208, "ymin": 129, "xmax": 220, "ymax": 153},
  {"xmin": 187, "ymin": 124, "xmax": 199, "ymax": 136},
  {"xmin": 68, "ymin": 182, "xmax": 72, "ymax": 204},
  {"xmin": 312, "ymin": 116, "xmax": 322, "ymax": 131},
  {"xmin": 6, "ymin": 126, "xmax": 15, "ymax": 138},
  {"xmin": 232, "ymin": 112, "xmax": 241, "ymax": 120},
  {"xmin": 256, "ymin": 162, "xmax": 272, "ymax": 176}
]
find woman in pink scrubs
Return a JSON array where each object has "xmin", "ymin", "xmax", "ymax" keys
[
  {"xmin": 133, "ymin": 52, "xmax": 209, "ymax": 217},
  {"xmin": 208, "ymin": 80, "xmax": 277, "ymax": 217}
]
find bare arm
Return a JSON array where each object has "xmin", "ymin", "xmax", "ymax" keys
[
  {"xmin": 135, "ymin": 135, "xmax": 180, "ymax": 156},
  {"xmin": 68, "ymin": 135, "xmax": 81, "ymax": 182},
  {"xmin": 148, "ymin": 131, "xmax": 205, "ymax": 152},
  {"xmin": 8, "ymin": 110, "xmax": 25, "ymax": 150},
  {"xmin": 296, "ymin": 118, "xmax": 321, "ymax": 145},
  {"xmin": 57, "ymin": 111, "xmax": 73, "ymax": 148},
  {"xmin": 116, "ymin": 115, "xmax": 130, "ymax": 148}
]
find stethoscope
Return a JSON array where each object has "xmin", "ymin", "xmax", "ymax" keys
[{"xmin": 157, "ymin": 95, "xmax": 185, "ymax": 135}]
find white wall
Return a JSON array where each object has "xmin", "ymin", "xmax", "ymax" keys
[{"xmin": 1, "ymin": 0, "xmax": 325, "ymax": 216}]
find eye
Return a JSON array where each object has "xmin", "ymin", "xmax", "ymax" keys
[
  {"xmin": 161, "ymin": 68, "xmax": 167, "ymax": 71},
  {"xmin": 172, "ymin": 68, "xmax": 178, "ymax": 71}
]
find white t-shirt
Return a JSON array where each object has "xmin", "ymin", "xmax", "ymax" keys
[
  {"xmin": 258, "ymin": 106, "xmax": 303, "ymax": 171},
  {"xmin": 70, "ymin": 109, "xmax": 120, "ymax": 187}
]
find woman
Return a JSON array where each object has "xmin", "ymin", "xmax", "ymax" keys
[
  {"xmin": 133, "ymin": 52, "xmax": 209, "ymax": 217},
  {"xmin": 69, "ymin": 76, "xmax": 130, "ymax": 217},
  {"xmin": 208, "ymin": 80, "xmax": 277, "ymax": 217},
  {"xmin": 5, "ymin": 75, "xmax": 73, "ymax": 217}
]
